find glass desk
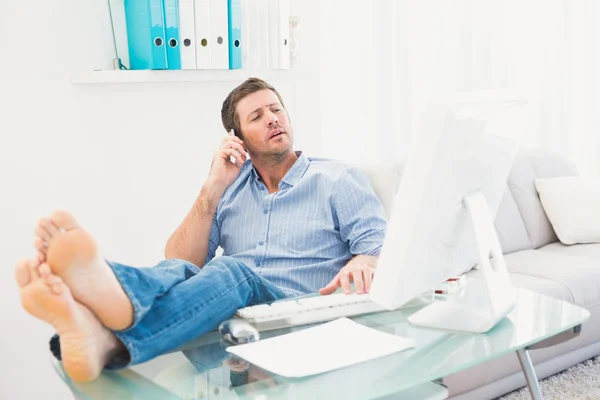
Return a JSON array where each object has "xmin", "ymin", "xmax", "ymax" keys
[{"xmin": 52, "ymin": 287, "xmax": 590, "ymax": 400}]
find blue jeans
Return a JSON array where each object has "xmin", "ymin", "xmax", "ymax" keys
[{"xmin": 50, "ymin": 256, "xmax": 291, "ymax": 368}]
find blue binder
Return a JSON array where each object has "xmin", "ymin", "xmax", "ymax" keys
[
  {"xmin": 163, "ymin": 0, "xmax": 182, "ymax": 69},
  {"xmin": 124, "ymin": 0, "xmax": 168, "ymax": 70},
  {"xmin": 228, "ymin": 0, "xmax": 242, "ymax": 69}
]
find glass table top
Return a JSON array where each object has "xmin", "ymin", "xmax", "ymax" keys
[{"xmin": 52, "ymin": 286, "xmax": 590, "ymax": 400}]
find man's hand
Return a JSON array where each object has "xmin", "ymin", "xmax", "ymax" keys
[
  {"xmin": 319, "ymin": 255, "xmax": 378, "ymax": 295},
  {"xmin": 208, "ymin": 133, "xmax": 249, "ymax": 187}
]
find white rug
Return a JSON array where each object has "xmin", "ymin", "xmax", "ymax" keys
[{"xmin": 499, "ymin": 357, "xmax": 600, "ymax": 400}]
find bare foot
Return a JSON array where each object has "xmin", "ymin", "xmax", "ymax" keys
[
  {"xmin": 16, "ymin": 259, "xmax": 123, "ymax": 382},
  {"xmin": 34, "ymin": 210, "xmax": 134, "ymax": 330}
]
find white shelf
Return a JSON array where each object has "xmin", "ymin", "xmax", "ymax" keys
[{"xmin": 70, "ymin": 68, "xmax": 317, "ymax": 84}]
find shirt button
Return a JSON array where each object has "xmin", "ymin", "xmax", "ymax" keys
[
  {"xmin": 259, "ymin": 186, "xmax": 265, "ymax": 191},
  {"xmin": 258, "ymin": 241, "xmax": 264, "ymax": 246},
  {"xmin": 263, "ymin": 209, "xmax": 268, "ymax": 214},
  {"xmin": 256, "ymin": 263, "xmax": 261, "ymax": 267}
]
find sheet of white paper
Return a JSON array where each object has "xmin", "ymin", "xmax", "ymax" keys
[{"xmin": 225, "ymin": 318, "xmax": 415, "ymax": 378}]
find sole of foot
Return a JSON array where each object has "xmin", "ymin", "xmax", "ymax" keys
[
  {"xmin": 33, "ymin": 210, "xmax": 134, "ymax": 331},
  {"xmin": 16, "ymin": 259, "xmax": 121, "ymax": 382}
]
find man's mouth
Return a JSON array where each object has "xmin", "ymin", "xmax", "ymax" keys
[{"xmin": 269, "ymin": 129, "xmax": 286, "ymax": 139}]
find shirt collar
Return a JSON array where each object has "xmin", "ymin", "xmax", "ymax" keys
[
  {"xmin": 281, "ymin": 151, "xmax": 309, "ymax": 187},
  {"xmin": 250, "ymin": 164, "xmax": 260, "ymax": 181},
  {"xmin": 250, "ymin": 151, "xmax": 309, "ymax": 188}
]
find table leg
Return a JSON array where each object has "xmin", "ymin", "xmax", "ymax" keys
[{"xmin": 516, "ymin": 348, "xmax": 543, "ymax": 400}]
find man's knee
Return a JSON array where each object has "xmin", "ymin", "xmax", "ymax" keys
[
  {"xmin": 154, "ymin": 258, "xmax": 201, "ymax": 279},
  {"xmin": 208, "ymin": 256, "xmax": 252, "ymax": 278}
]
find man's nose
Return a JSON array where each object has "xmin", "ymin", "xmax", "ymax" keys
[{"xmin": 266, "ymin": 110, "xmax": 279, "ymax": 125}]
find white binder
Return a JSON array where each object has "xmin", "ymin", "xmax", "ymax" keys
[
  {"xmin": 256, "ymin": 0, "xmax": 270, "ymax": 69},
  {"xmin": 179, "ymin": 0, "xmax": 197, "ymax": 69},
  {"xmin": 246, "ymin": 0, "xmax": 262, "ymax": 68},
  {"xmin": 277, "ymin": 0, "xmax": 290, "ymax": 69},
  {"xmin": 268, "ymin": 0, "xmax": 279, "ymax": 69},
  {"xmin": 210, "ymin": 0, "xmax": 229, "ymax": 69},
  {"xmin": 194, "ymin": 0, "xmax": 211, "ymax": 69},
  {"xmin": 240, "ymin": 0, "xmax": 251, "ymax": 68}
]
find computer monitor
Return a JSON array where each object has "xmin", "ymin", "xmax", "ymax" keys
[{"xmin": 368, "ymin": 92, "xmax": 524, "ymax": 333}]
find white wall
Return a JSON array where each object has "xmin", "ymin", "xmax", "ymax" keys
[
  {"xmin": 319, "ymin": 1, "xmax": 406, "ymax": 164},
  {"xmin": 319, "ymin": 0, "xmax": 600, "ymax": 176},
  {"xmin": 0, "ymin": 1, "xmax": 321, "ymax": 398}
]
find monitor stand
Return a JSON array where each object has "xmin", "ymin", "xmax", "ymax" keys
[{"xmin": 408, "ymin": 190, "xmax": 516, "ymax": 333}]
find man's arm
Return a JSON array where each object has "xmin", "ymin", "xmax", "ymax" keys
[
  {"xmin": 320, "ymin": 167, "xmax": 387, "ymax": 294},
  {"xmin": 165, "ymin": 134, "xmax": 248, "ymax": 267},
  {"xmin": 165, "ymin": 179, "xmax": 228, "ymax": 267},
  {"xmin": 334, "ymin": 167, "xmax": 387, "ymax": 256}
]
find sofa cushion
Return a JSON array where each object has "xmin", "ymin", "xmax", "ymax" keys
[
  {"xmin": 493, "ymin": 187, "xmax": 532, "ymax": 255},
  {"xmin": 539, "ymin": 242, "xmax": 600, "ymax": 260},
  {"xmin": 503, "ymin": 249, "xmax": 600, "ymax": 307},
  {"xmin": 535, "ymin": 176, "xmax": 600, "ymax": 245},
  {"xmin": 466, "ymin": 269, "xmax": 572, "ymax": 302},
  {"xmin": 507, "ymin": 149, "xmax": 579, "ymax": 249},
  {"xmin": 355, "ymin": 163, "xmax": 403, "ymax": 219}
]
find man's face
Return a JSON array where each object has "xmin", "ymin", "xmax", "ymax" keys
[{"xmin": 236, "ymin": 89, "xmax": 294, "ymax": 160}]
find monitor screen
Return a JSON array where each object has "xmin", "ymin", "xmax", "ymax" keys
[{"xmin": 369, "ymin": 94, "xmax": 519, "ymax": 313}]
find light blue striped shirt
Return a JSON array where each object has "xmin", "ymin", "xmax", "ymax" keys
[{"xmin": 205, "ymin": 152, "xmax": 387, "ymax": 296}]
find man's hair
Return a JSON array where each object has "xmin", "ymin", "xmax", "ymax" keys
[{"xmin": 221, "ymin": 77, "xmax": 286, "ymax": 138}]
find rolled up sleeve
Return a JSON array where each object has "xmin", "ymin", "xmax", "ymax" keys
[
  {"xmin": 334, "ymin": 167, "xmax": 387, "ymax": 256},
  {"xmin": 204, "ymin": 212, "xmax": 220, "ymax": 266}
]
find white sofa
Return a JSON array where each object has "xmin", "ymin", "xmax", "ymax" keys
[{"xmin": 361, "ymin": 149, "xmax": 600, "ymax": 400}]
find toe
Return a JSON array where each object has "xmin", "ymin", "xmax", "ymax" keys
[
  {"xmin": 35, "ymin": 238, "xmax": 47, "ymax": 252},
  {"xmin": 28, "ymin": 259, "xmax": 41, "ymax": 280},
  {"xmin": 34, "ymin": 226, "xmax": 50, "ymax": 242},
  {"xmin": 37, "ymin": 217, "xmax": 56, "ymax": 239},
  {"xmin": 45, "ymin": 219, "xmax": 59, "ymax": 237},
  {"xmin": 35, "ymin": 239, "xmax": 47, "ymax": 263},
  {"xmin": 50, "ymin": 283, "xmax": 64, "ymax": 295},
  {"xmin": 39, "ymin": 263, "xmax": 52, "ymax": 278},
  {"xmin": 35, "ymin": 238, "xmax": 48, "ymax": 251},
  {"xmin": 14, "ymin": 260, "xmax": 31, "ymax": 287},
  {"xmin": 45, "ymin": 274, "xmax": 63, "ymax": 286},
  {"xmin": 50, "ymin": 210, "xmax": 79, "ymax": 232}
]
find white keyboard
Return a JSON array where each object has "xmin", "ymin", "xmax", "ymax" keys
[{"xmin": 235, "ymin": 293, "xmax": 391, "ymax": 331}]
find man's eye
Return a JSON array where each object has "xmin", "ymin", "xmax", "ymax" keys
[
  {"xmin": 252, "ymin": 115, "xmax": 260, "ymax": 121},
  {"xmin": 273, "ymin": 108, "xmax": 281, "ymax": 112}
]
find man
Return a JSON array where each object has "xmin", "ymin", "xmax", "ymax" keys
[{"xmin": 15, "ymin": 78, "xmax": 387, "ymax": 383}]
